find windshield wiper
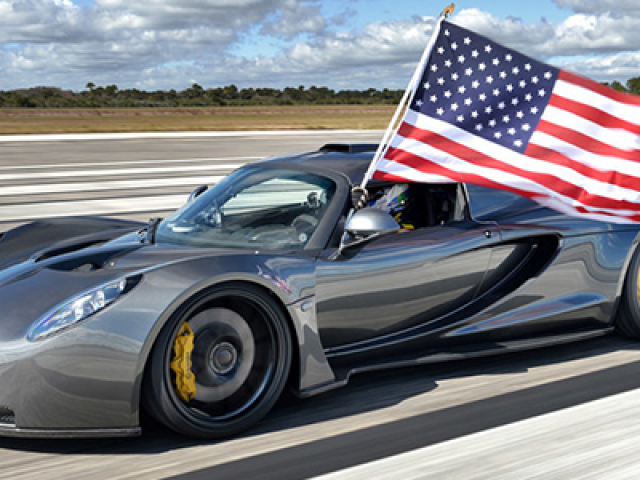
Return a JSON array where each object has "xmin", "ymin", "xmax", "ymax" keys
[{"xmin": 145, "ymin": 217, "xmax": 163, "ymax": 244}]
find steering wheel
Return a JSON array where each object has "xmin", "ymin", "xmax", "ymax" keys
[{"xmin": 291, "ymin": 214, "xmax": 319, "ymax": 233}]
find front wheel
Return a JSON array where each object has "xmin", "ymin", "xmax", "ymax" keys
[{"xmin": 143, "ymin": 284, "xmax": 292, "ymax": 438}]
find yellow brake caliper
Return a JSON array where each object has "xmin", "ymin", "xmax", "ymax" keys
[{"xmin": 170, "ymin": 322, "xmax": 197, "ymax": 402}]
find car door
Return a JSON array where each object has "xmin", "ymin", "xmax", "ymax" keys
[{"xmin": 315, "ymin": 219, "xmax": 501, "ymax": 351}]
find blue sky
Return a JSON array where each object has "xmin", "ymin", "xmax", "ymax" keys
[{"xmin": 1, "ymin": 0, "xmax": 639, "ymax": 91}]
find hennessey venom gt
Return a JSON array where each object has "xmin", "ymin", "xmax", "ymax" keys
[{"xmin": 1, "ymin": 143, "xmax": 640, "ymax": 439}]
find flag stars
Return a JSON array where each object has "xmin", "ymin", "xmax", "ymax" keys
[
  {"xmin": 430, "ymin": 95, "xmax": 438, "ymax": 103},
  {"xmin": 494, "ymin": 132, "xmax": 502, "ymax": 139},
  {"xmin": 486, "ymin": 75, "xmax": 494, "ymax": 84},
  {"xmin": 457, "ymin": 115, "xmax": 465, "ymax": 122},
  {"xmin": 506, "ymin": 84, "xmax": 514, "ymax": 92},
  {"xmin": 525, "ymin": 93, "xmax": 533, "ymax": 101},
  {"xmin": 532, "ymin": 76, "xmax": 539, "ymax": 84},
  {"xmin": 512, "ymin": 66, "xmax": 520, "ymax": 75},
  {"xmin": 458, "ymin": 85, "xmax": 467, "ymax": 94},
  {"xmin": 522, "ymin": 124, "xmax": 531, "ymax": 131},
  {"xmin": 514, "ymin": 140, "xmax": 523, "ymax": 148},
  {"xmin": 531, "ymin": 106, "xmax": 539, "ymax": 114},
  {"xmin": 525, "ymin": 63, "xmax": 532, "ymax": 71},
  {"xmin": 437, "ymin": 46, "xmax": 445, "ymax": 55},
  {"xmin": 500, "ymin": 71, "xmax": 507, "ymax": 79},
  {"xmin": 431, "ymin": 64, "xmax": 438, "ymax": 72},
  {"xmin": 464, "ymin": 37, "xmax": 472, "ymax": 45},
  {"xmin": 475, "ymin": 124, "xmax": 484, "ymax": 131},
  {"xmin": 444, "ymin": 29, "xmax": 450, "ymax": 36},
  {"xmin": 438, "ymin": 77, "xmax": 445, "ymax": 85},
  {"xmin": 512, "ymin": 98, "xmax": 519, "ymax": 106},
  {"xmin": 485, "ymin": 45, "xmax": 492, "ymax": 53},
  {"xmin": 503, "ymin": 115, "xmax": 510, "ymax": 123},
  {"xmin": 437, "ymin": 107, "xmax": 445, "ymax": 116},
  {"xmin": 519, "ymin": 80, "xmax": 527, "ymax": 88},
  {"xmin": 465, "ymin": 97, "xmax": 473, "ymax": 106},
  {"xmin": 516, "ymin": 110, "xmax": 524, "ymax": 118},
  {"xmin": 444, "ymin": 90, "xmax": 452, "ymax": 98},
  {"xmin": 498, "ymin": 101, "xmax": 506, "ymax": 109},
  {"xmin": 489, "ymin": 119, "xmax": 497, "ymax": 127},
  {"xmin": 493, "ymin": 58, "xmax": 500, "ymax": 66},
  {"xmin": 444, "ymin": 59, "xmax": 452, "ymax": 68},
  {"xmin": 451, "ymin": 103, "xmax": 459, "ymax": 111},
  {"xmin": 508, "ymin": 128, "xmax": 516, "ymax": 135},
  {"xmin": 458, "ymin": 55, "xmax": 466, "ymax": 63},
  {"xmin": 505, "ymin": 54, "xmax": 513, "ymax": 61},
  {"xmin": 472, "ymin": 110, "xmax": 479, "ymax": 118},
  {"xmin": 424, "ymin": 82, "xmax": 431, "ymax": 90},
  {"xmin": 451, "ymin": 42, "xmax": 458, "ymax": 50},
  {"xmin": 544, "ymin": 71, "xmax": 553, "ymax": 79},
  {"xmin": 485, "ymin": 106, "xmax": 493, "ymax": 114},
  {"xmin": 479, "ymin": 93, "xmax": 487, "ymax": 101},
  {"xmin": 479, "ymin": 63, "xmax": 487, "ymax": 71},
  {"xmin": 451, "ymin": 72, "xmax": 459, "ymax": 81},
  {"xmin": 538, "ymin": 88, "xmax": 546, "ymax": 97},
  {"xmin": 465, "ymin": 67, "xmax": 474, "ymax": 76},
  {"xmin": 493, "ymin": 88, "xmax": 501, "ymax": 96},
  {"xmin": 472, "ymin": 80, "xmax": 480, "ymax": 89},
  {"xmin": 472, "ymin": 50, "xmax": 479, "ymax": 58},
  {"xmin": 416, "ymin": 99, "xmax": 424, "ymax": 107}
]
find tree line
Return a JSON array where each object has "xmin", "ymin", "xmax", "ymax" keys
[
  {"xmin": 0, "ymin": 83, "xmax": 404, "ymax": 108},
  {"xmin": 1, "ymin": 77, "xmax": 638, "ymax": 108}
]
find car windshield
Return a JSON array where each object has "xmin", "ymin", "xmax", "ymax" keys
[{"xmin": 155, "ymin": 167, "xmax": 337, "ymax": 250}]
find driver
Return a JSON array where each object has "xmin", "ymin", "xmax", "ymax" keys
[{"xmin": 370, "ymin": 184, "xmax": 415, "ymax": 231}]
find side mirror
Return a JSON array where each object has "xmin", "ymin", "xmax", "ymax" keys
[
  {"xmin": 188, "ymin": 185, "xmax": 208, "ymax": 203},
  {"xmin": 338, "ymin": 208, "xmax": 400, "ymax": 253}
]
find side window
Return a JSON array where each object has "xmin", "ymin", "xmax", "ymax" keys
[{"xmin": 223, "ymin": 178, "xmax": 326, "ymax": 215}]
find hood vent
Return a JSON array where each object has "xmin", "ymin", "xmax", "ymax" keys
[
  {"xmin": 45, "ymin": 246, "xmax": 137, "ymax": 272},
  {"xmin": 33, "ymin": 240, "xmax": 109, "ymax": 263}
]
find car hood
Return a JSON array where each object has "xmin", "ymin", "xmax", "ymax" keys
[{"xmin": 0, "ymin": 234, "xmax": 315, "ymax": 342}]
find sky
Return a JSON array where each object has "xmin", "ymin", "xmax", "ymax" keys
[{"xmin": 1, "ymin": 0, "xmax": 640, "ymax": 92}]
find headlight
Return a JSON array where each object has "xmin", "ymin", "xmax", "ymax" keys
[{"xmin": 27, "ymin": 276, "xmax": 140, "ymax": 342}]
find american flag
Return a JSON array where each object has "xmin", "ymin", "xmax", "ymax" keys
[{"xmin": 372, "ymin": 20, "xmax": 640, "ymax": 223}]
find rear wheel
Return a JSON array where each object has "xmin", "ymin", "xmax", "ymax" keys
[
  {"xmin": 144, "ymin": 284, "xmax": 292, "ymax": 438},
  {"xmin": 616, "ymin": 248, "xmax": 640, "ymax": 339}
]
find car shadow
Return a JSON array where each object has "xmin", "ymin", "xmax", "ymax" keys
[{"xmin": 0, "ymin": 334, "xmax": 637, "ymax": 455}]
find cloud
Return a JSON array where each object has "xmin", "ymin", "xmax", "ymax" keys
[
  {"xmin": 2, "ymin": 2, "xmax": 640, "ymax": 91},
  {"xmin": 553, "ymin": 0, "xmax": 640, "ymax": 15}
]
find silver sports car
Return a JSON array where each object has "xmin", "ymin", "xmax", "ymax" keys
[{"xmin": 1, "ymin": 143, "xmax": 640, "ymax": 439}]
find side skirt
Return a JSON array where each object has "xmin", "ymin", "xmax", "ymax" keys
[{"xmin": 297, "ymin": 327, "xmax": 614, "ymax": 398}]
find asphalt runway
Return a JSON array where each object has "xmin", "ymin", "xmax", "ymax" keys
[{"xmin": 1, "ymin": 131, "xmax": 640, "ymax": 479}]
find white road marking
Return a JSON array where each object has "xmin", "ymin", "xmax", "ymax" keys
[
  {"xmin": 0, "ymin": 195, "xmax": 186, "ymax": 221},
  {"xmin": 0, "ymin": 156, "xmax": 261, "ymax": 171},
  {"xmin": 0, "ymin": 163, "xmax": 244, "ymax": 181},
  {"xmin": 0, "ymin": 129, "xmax": 380, "ymax": 143},
  {"xmin": 315, "ymin": 387, "xmax": 640, "ymax": 480},
  {"xmin": 0, "ymin": 176, "xmax": 224, "ymax": 196}
]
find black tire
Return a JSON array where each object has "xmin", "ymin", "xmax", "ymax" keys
[
  {"xmin": 616, "ymin": 248, "xmax": 640, "ymax": 339},
  {"xmin": 143, "ymin": 283, "xmax": 292, "ymax": 438}
]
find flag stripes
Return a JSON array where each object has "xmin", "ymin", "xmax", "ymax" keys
[{"xmin": 373, "ymin": 21, "xmax": 640, "ymax": 224}]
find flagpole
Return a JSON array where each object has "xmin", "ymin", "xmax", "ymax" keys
[{"xmin": 359, "ymin": 4, "xmax": 454, "ymax": 191}]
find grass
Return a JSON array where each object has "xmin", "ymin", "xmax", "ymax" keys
[{"xmin": 0, "ymin": 105, "xmax": 396, "ymax": 134}]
